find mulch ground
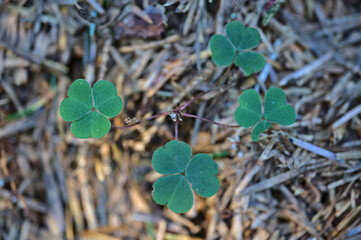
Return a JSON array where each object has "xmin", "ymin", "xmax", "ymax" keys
[{"xmin": 0, "ymin": 0, "xmax": 361, "ymax": 239}]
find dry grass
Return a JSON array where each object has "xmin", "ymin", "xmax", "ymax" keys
[{"xmin": 0, "ymin": 0, "xmax": 361, "ymax": 239}]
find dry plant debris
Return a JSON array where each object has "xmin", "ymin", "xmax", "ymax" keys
[{"xmin": 0, "ymin": 0, "xmax": 361, "ymax": 239}]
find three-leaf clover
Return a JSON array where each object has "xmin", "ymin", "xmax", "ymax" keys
[
  {"xmin": 209, "ymin": 21, "xmax": 266, "ymax": 76},
  {"xmin": 234, "ymin": 87, "xmax": 296, "ymax": 142},
  {"xmin": 152, "ymin": 140, "xmax": 220, "ymax": 213},
  {"xmin": 60, "ymin": 79, "xmax": 123, "ymax": 139}
]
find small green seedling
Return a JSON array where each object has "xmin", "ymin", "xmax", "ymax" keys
[
  {"xmin": 209, "ymin": 21, "xmax": 265, "ymax": 76},
  {"xmin": 60, "ymin": 79, "xmax": 123, "ymax": 139},
  {"xmin": 152, "ymin": 140, "xmax": 220, "ymax": 213},
  {"xmin": 235, "ymin": 87, "xmax": 296, "ymax": 142}
]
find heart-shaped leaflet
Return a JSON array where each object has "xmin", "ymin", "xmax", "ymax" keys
[
  {"xmin": 234, "ymin": 89, "xmax": 262, "ymax": 128},
  {"xmin": 185, "ymin": 153, "xmax": 220, "ymax": 198},
  {"xmin": 264, "ymin": 87, "xmax": 296, "ymax": 125},
  {"xmin": 60, "ymin": 79, "xmax": 93, "ymax": 122}
]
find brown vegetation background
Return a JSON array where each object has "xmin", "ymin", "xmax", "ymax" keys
[{"xmin": 0, "ymin": 0, "xmax": 361, "ymax": 239}]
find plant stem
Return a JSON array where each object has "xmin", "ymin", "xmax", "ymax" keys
[
  {"xmin": 112, "ymin": 111, "xmax": 169, "ymax": 129},
  {"xmin": 179, "ymin": 87, "xmax": 215, "ymax": 111},
  {"xmin": 112, "ymin": 63, "xmax": 235, "ymax": 131},
  {"xmin": 215, "ymin": 63, "xmax": 233, "ymax": 87},
  {"xmin": 182, "ymin": 113, "xmax": 239, "ymax": 128}
]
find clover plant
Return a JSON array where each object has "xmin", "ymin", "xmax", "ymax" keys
[
  {"xmin": 209, "ymin": 21, "xmax": 265, "ymax": 76},
  {"xmin": 58, "ymin": 21, "xmax": 296, "ymax": 215},
  {"xmin": 234, "ymin": 87, "xmax": 296, "ymax": 142},
  {"xmin": 60, "ymin": 79, "xmax": 123, "ymax": 139},
  {"xmin": 152, "ymin": 140, "xmax": 220, "ymax": 213}
]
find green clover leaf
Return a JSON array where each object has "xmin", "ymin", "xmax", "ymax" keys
[
  {"xmin": 234, "ymin": 87, "xmax": 295, "ymax": 142},
  {"xmin": 225, "ymin": 21, "xmax": 260, "ymax": 50},
  {"xmin": 60, "ymin": 79, "xmax": 123, "ymax": 139},
  {"xmin": 152, "ymin": 175, "xmax": 193, "ymax": 214},
  {"xmin": 209, "ymin": 21, "xmax": 265, "ymax": 76},
  {"xmin": 264, "ymin": 87, "xmax": 296, "ymax": 126},
  {"xmin": 185, "ymin": 153, "xmax": 219, "ymax": 198},
  {"xmin": 152, "ymin": 140, "xmax": 220, "ymax": 214},
  {"xmin": 93, "ymin": 80, "xmax": 123, "ymax": 118},
  {"xmin": 152, "ymin": 140, "xmax": 192, "ymax": 175},
  {"xmin": 70, "ymin": 111, "xmax": 111, "ymax": 139},
  {"xmin": 59, "ymin": 79, "xmax": 93, "ymax": 122},
  {"xmin": 251, "ymin": 120, "xmax": 273, "ymax": 142},
  {"xmin": 235, "ymin": 52, "xmax": 266, "ymax": 77},
  {"xmin": 209, "ymin": 35, "xmax": 236, "ymax": 67},
  {"xmin": 234, "ymin": 89, "xmax": 262, "ymax": 128}
]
